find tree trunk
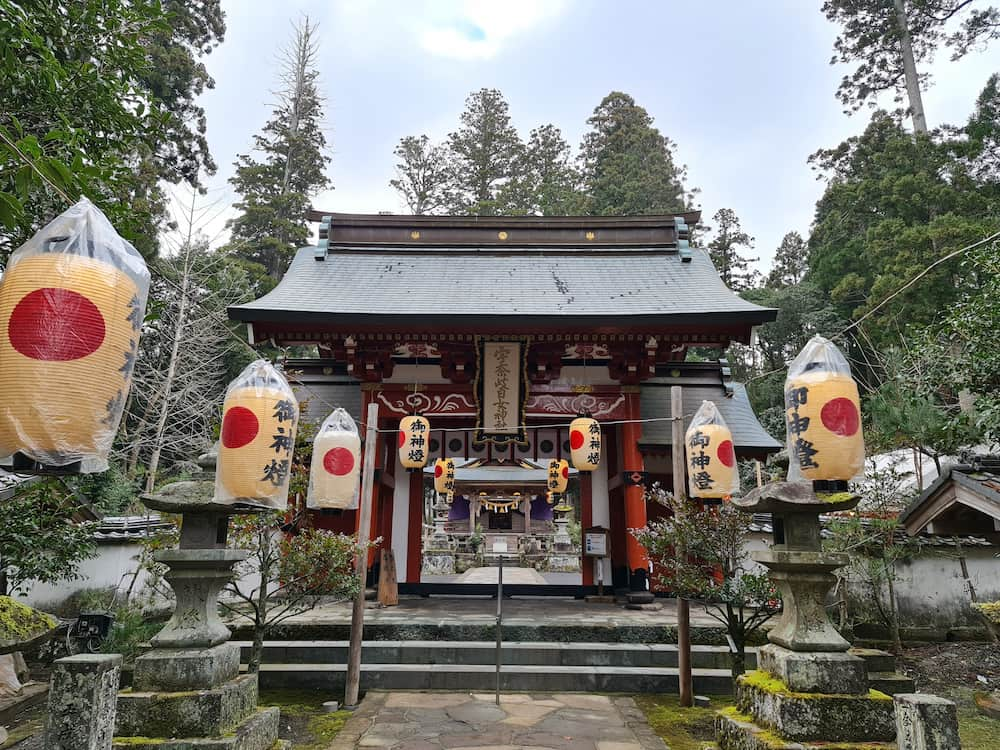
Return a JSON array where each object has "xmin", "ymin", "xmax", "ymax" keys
[
  {"xmin": 248, "ymin": 526, "xmax": 272, "ymax": 674},
  {"xmin": 883, "ymin": 555, "xmax": 903, "ymax": 653},
  {"xmin": 730, "ymin": 637, "xmax": 746, "ymax": 680},
  {"xmin": 893, "ymin": 0, "xmax": 929, "ymax": 133},
  {"xmin": 249, "ymin": 622, "xmax": 265, "ymax": 674},
  {"xmin": 143, "ymin": 202, "xmax": 196, "ymax": 493}
]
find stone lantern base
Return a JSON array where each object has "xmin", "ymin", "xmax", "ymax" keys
[{"xmin": 111, "ymin": 514, "xmax": 286, "ymax": 749}]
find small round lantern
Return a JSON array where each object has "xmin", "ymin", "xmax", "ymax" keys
[
  {"xmin": 399, "ymin": 415, "xmax": 431, "ymax": 471},
  {"xmin": 784, "ymin": 335, "xmax": 864, "ymax": 486},
  {"xmin": 0, "ymin": 198, "xmax": 150, "ymax": 473},
  {"xmin": 685, "ymin": 400, "xmax": 738, "ymax": 500},
  {"xmin": 569, "ymin": 416, "xmax": 601, "ymax": 472},
  {"xmin": 434, "ymin": 457, "xmax": 456, "ymax": 501},
  {"xmin": 307, "ymin": 407, "xmax": 361, "ymax": 510},
  {"xmin": 547, "ymin": 458, "xmax": 569, "ymax": 498},
  {"xmin": 216, "ymin": 360, "xmax": 298, "ymax": 507}
]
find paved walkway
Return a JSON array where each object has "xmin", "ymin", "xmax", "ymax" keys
[
  {"xmin": 456, "ymin": 567, "xmax": 548, "ymax": 585},
  {"xmin": 331, "ymin": 691, "xmax": 668, "ymax": 750}
]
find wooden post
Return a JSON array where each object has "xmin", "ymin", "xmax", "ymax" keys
[
  {"xmin": 672, "ymin": 386, "xmax": 693, "ymax": 707},
  {"xmin": 345, "ymin": 401, "xmax": 379, "ymax": 708}
]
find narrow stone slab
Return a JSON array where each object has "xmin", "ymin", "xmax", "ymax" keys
[
  {"xmin": 116, "ymin": 673, "xmax": 258, "ymax": 738},
  {"xmin": 895, "ymin": 693, "xmax": 961, "ymax": 750},
  {"xmin": 110, "ymin": 705, "xmax": 280, "ymax": 750},
  {"xmin": 715, "ymin": 710, "xmax": 896, "ymax": 750},
  {"xmin": 758, "ymin": 643, "xmax": 868, "ymax": 694},
  {"xmin": 736, "ymin": 671, "xmax": 896, "ymax": 743},
  {"xmin": 133, "ymin": 644, "xmax": 241, "ymax": 691},
  {"xmin": 46, "ymin": 654, "xmax": 122, "ymax": 750}
]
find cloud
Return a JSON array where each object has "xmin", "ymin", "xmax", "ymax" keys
[{"xmin": 416, "ymin": 0, "xmax": 569, "ymax": 60}]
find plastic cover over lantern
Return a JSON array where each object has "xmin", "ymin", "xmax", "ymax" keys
[
  {"xmin": 399, "ymin": 415, "xmax": 430, "ymax": 470},
  {"xmin": 434, "ymin": 457, "xmax": 456, "ymax": 500},
  {"xmin": 569, "ymin": 416, "xmax": 601, "ymax": 471},
  {"xmin": 685, "ymin": 400, "xmax": 739, "ymax": 499},
  {"xmin": 784, "ymin": 335, "xmax": 865, "ymax": 483},
  {"xmin": 547, "ymin": 458, "xmax": 569, "ymax": 497},
  {"xmin": 307, "ymin": 407, "xmax": 361, "ymax": 510},
  {"xmin": 216, "ymin": 359, "xmax": 299, "ymax": 508},
  {"xmin": 0, "ymin": 198, "xmax": 150, "ymax": 473}
]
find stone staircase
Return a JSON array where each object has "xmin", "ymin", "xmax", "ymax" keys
[{"xmin": 234, "ymin": 640, "xmax": 914, "ymax": 695}]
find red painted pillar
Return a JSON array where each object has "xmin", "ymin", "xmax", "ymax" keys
[
  {"xmin": 406, "ymin": 470, "xmax": 423, "ymax": 583},
  {"xmin": 621, "ymin": 390, "xmax": 648, "ymax": 580},
  {"xmin": 581, "ymin": 472, "xmax": 594, "ymax": 586}
]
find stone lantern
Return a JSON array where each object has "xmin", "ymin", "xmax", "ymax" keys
[{"xmin": 112, "ymin": 447, "xmax": 286, "ymax": 749}]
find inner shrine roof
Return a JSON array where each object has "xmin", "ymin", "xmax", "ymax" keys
[{"xmin": 230, "ymin": 243, "xmax": 775, "ymax": 331}]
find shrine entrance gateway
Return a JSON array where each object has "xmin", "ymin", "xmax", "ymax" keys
[{"xmin": 227, "ymin": 212, "xmax": 781, "ymax": 598}]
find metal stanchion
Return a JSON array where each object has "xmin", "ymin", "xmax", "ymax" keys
[{"xmin": 495, "ymin": 552, "xmax": 503, "ymax": 705}]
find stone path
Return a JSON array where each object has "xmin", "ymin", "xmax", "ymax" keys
[
  {"xmin": 456, "ymin": 567, "xmax": 548, "ymax": 585},
  {"xmin": 330, "ymin": 691, "xmax": 668, "ymax": 750}
]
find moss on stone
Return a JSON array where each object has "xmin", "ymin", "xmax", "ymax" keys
[
  {"xmin": 740, "ymin": 670, "xmax": 894, "ymax": 702},
  {"xmin": 816, "ymin": 491, "xmax": 855, "ymax": 504},
  {"xmin": 0, "ymin": 595, "xmax": 56, "ymax": 642}
]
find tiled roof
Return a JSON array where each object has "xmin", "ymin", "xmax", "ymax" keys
[
  {"xmin": 230, "ymin": 245, "xmax": 776, "ymax": 325},
  {"xmin": 93, "ymin": 514, "xmax": 175, "ymax": 543},
  {"xmin": 746, "ymin": 512, "xmax": 994, "ymax": 548},
  {"xmin": 638, "ymin": 381, "xmax": 782, "ymax": 453},
  {"xmin": 899, "ymin": 457, "xmax": 1000, "ymax": 535}
]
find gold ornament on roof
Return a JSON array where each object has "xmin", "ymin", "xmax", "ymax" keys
[
  {"xmin": 497, "ymin": 231, "xmax": 508, "ymax": 240},
  {"xmin": 409, "ymin": 230, "xmax": 420, "ymax": 240},
  {"xmin": 585, "ymin": 231, "xmax": 595, "ymax": 240}
]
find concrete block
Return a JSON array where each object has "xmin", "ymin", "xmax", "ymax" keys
[
  {"xmin": 895, "ymin": 693, "xmax": 961, "ymax": 750},
  {"xmin": 46, "ymin": 653, "xmax": 122, "ymax": 750},
  {"xmin": 116, "ymin": 673, "xmax": 258, "ymax": 738},
  {"xmin": 735, "ymin": 671, "xmax": 896, "ymax": 743},
  {"xmin": 759, "ymin": 643, "xmax": 868, "ymax": 694},
  {"xmin": 133, "ymin": 644, "xmax": 241, "ymax": 691}
]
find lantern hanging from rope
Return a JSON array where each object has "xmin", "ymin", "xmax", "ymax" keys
[
  {"xmin": 0, "ymin": 198, "xmax": 150, "ymax": 474},
  {"xmin": 434, "ymin": 457, "xmax": 456, "ymax": 501},
  {"xmin": 216, "ymin": 359, "xmax": 298, "ymax": 508},
  {"xmin": 569, "ymin": 416, "xmax": 601, "ymax": 471},
  {"xmin": 307, "ymin": 407, "xmax": 361, "ymax": 510},
  {"xmin": 399, "ymin": 415, "xmax": 430, "ymax": 470},
  {"xmin": 685, "ymin": 400, "xmax": 739, "ymax": 500},
  {"xmin": 547, "ymin": 458, "xmax": 569, "ymax": 500},
  {"xmin": 784, "ymin": 335, "xmax": 865, "ymax": 488}
]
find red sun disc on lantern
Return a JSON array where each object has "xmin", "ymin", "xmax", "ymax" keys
[
  {"xmin": 9, "ymin": 288, "xmax": 106, "ymax": 361},
  {"xmin": 717, "ymin": 440, "xmax": 735, "ymax": 467},
  {"xmin": 398, "ymin": 430, "xmax": 407, "ymax": 448},
  {"xmin": 221, "ymin": 406, "xmax": 259, "ymax": 449},
  {"xmin": 821, "ymin": 398, "xmax": 860, "ymax": 437},
  {"xmin": 561, "ymin": 465, "xmax": 569, "ymax": 479},
  {"xmin": 323, "ymin": 447, "xmax": 355, "ymax": 476},
  {"xmin": 435, "ymin": 463, "xmax": 443, "ymax": 478},
  {"xmin": 570, "ymin": 430, "xmax": 585, "ymax": 450}
]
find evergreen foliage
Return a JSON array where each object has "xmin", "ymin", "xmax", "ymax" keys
[
  {"xmin": 823, "ymin": 0, "xmax": 999, "ymax": 126},
  {"xmin": 765, "ymin": 231, "xmax": 809, "ymax": 288},
  {"xmin": 389, "ymin": 135, "xmax": 453, "ymax": 215},
  {"xmin": 705, "ymin": 208, "xmax": 760, "ymax": 291},
  {"xmin": 0, "ymin": 0, "xmax": 225, "ymax": 261},
  {"xmin": 227, "ymin": 18, "xmax": 331, "ymax": 279},
  {"xmin": 579, "ymin": 91, "xmax": 691, "ymax": 215}
]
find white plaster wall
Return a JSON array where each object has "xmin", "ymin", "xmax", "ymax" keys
[{"xmin": 20, "ymin": 543, "xmax": 148, "ymax": 611}]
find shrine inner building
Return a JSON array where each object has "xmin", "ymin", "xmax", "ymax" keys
[{"xmin": 229, "ymin": 212, "xmax": 781, "ymax": 595}]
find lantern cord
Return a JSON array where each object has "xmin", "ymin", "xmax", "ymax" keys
[{"xmin": 0, "ymin": 129, "xmax": 77, "ymax": 206}]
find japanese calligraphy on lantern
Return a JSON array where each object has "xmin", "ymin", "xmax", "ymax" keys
[
  {"xmin": 473, "ymin": 340, "xmax": 528, "ymax": 448},
  {"xmin": 684, "ymin": 400, "xmax": 738, "ymax": 499}
]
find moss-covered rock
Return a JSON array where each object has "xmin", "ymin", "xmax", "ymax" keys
[{"xmin": 0, "ymin": 596, "xmax": 57, "ymax": 653}]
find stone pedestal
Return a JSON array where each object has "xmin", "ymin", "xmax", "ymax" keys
[
  {"xmin": 895, "ymin": 693, "xmax": 961, "ymax": 750},
  {"xmin": 46, "ymin": 654, "xmax": 122, "ymax": 750},
  {"xmin": 113, "ymin": 469, "xmax": 285, "ymax": 750},
  {"xmin": 716, "ymin": 482, "xmax": 909, "ymax": 749}
]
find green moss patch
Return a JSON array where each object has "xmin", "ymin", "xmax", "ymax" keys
[
  {"xmin": 259, "ymin": 689, "xmax": 351, "ymax": 750},
  {"xmin": 740, "ymin": 670, "xmax": 892, "ymax": 701},
  {"xmin": 0, "ymin": 596, "xmax": 56, "ymax": 643},
  {"xmin": 635, "ymin": 693, "xmax": 732, "ymax": 750}
]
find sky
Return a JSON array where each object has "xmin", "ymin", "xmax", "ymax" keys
[{"xmin": 176, "ymin": 0, "xmax": 998, "ymax": 271}]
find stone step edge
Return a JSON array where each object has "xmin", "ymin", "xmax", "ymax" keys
[
  {"xmin": 252, "ymin": 663, "xmax": 725, "ymax": 677},
  {"xmin": 715, "ymin": 712, "xmax": 896, "ymax": 750},
  {"xmin": 231, "ymin": 639, "xmax": 756, "ymax": 652}
]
